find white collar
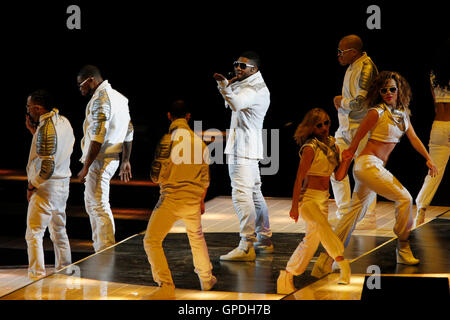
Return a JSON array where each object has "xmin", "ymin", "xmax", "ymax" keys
[
  {"xmin": 233, "ymin": 71, "xmax": 263, "ymax": 86},
  {"xmin": 93, "ymin": 80, "xmax": 110, "ymax": 95}
]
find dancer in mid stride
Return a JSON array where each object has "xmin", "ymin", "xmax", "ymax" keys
[
  {"xmin": 277, "ymin": 108, "xmax": 352, "ymax": 295},
  {"xmin": 316, "ymin": 71, "xmax": 438, "ymax": 277}
]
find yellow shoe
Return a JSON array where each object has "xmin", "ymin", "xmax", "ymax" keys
[
  {"xmin": 337, "ymin": 260, "xmax": 351, "ymax": 285},
  {"xmin": 199, "ymin": 276, "xmax": 217, "ymax": 291},
  {"xmin": 396, "ymin": 241, "xmax": 420, "ymax": 265},
  {"xmin": 277, "ymin": 270, "xmax": 297, "ymax": 294},
  {"xmin": 143, "ymin": 283, "xmax": 175, "ymax": 300}
]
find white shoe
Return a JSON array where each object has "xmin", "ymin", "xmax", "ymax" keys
[
  {"xmin": 337, "ymin": 260, "xmax": 351, "ymax": 285},
  {"xmin": 277, "ymin": 270, "xmax": 297, "ymax": 294},
  {"xmin": 143, "ymin": 283, "xmax": 176, "ymax": 300},
  {"xmin": 199, "ymin": 276, "xmax": 217, "ymax": 291},
  {"xmin": 396, "ymin": 241, "xmax": 420, "ymax": 265},
  {"xmin": 414, "ymin": 208, "xmax": 426, "ymax": 228},
  {"xmin": 311, "ymin": 253, "xmax": 332, "ymax": 278},
  {"xmin": 220, "ymin": 246, "xmax": 256, "ymax": 262}
]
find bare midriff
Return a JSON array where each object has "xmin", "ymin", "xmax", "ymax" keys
[
  {"xmin": 359, "ymin": 139, "xmax": 397, "ymax": 164},
  {"xmin": 305, "ymin": 175, "xmax": 331, "ymax": 191}
]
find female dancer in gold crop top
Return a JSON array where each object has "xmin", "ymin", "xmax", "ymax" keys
[{"xmin": 277, "ymin": 108, "xmax": 352, "ymax": 294}]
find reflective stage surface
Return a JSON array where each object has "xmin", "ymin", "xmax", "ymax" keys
[{"xmin": 1, "ymin": 197, "xmax": 449, "ymax": 300}]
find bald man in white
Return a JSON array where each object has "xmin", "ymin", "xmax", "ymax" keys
[{"xmin": 312, "ymin": 35, "xmax": 379, "ymax": 278}]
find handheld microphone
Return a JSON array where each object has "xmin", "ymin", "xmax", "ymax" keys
[{"xmin": 26, "ymin": 111, "xmax": 39, "ymax": 128}]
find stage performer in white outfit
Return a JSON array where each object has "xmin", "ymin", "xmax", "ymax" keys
[
  {"xmin": 331, "ymin": 34, "xmax": 379, "ymax": 220},
  {"xmin": 277, "ymin": 108, "xmax": 352, "ymax": 295},
  {"xmin": 213, "ymin": 51, "xmax": 273, "ymax": 262},
  {"xmin": 25, "ymin": 89, "xmax": 75, "ymax": 280},
  {"xmin": 312, "ymin": 34, "xmax": 379, "ymax": 278},
  {"xmin": 76, "ymin": 65, "xmax": 134, "ymax": 252}
]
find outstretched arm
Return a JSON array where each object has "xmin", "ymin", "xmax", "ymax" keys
[
  {"xmin": 405, "ymin": 123, "xmax": 438, "ymax": 177},
  {"xmin": 290, "ymin": 147, "xmax": 314, "ymax": 223}
]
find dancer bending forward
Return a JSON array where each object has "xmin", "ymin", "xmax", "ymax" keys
[{"xmin": 277, "ymin": 108, "xmax": 352, "ymax": 295}]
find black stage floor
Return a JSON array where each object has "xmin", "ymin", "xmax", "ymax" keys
[
  {"xmin": 50, "ymin": 232, "xmax": 389, "ymax": 294},
  {"xmin": 350, "ymin": 216, "xmax": 450, "ymax": 275},
  {"xmin": 1, "ymin": 210, "xmax": 448, "ymax": 300},
  {"xmin": 47, "ymin": 214, "xmax": 449, "ymax": 297}
]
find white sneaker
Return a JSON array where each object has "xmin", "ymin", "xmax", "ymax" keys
[
  {"xmin": 277, "ymin": 270, "xmax": 297, "ymax": 294},
  {"xmin": 337, "ymin": 260, "xmax": 351, "ymax": 285},
  {"xmin": 199, "ymin": 275, "xmax": 217, "ymax": 291},
  {"xmin": 220, "ymin": 246, "xmax": 256, "ymax": 262},
  {"xmin": 143, "ymin": 283, "xmax": 176, "ymax": 300}
]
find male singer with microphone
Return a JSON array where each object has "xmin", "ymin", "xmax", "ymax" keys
[{"xmin": 213, "ymin": 51, "xmax": 273, "ymax": 261}]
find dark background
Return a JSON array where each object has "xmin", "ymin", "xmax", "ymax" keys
[{"xmin": 1, "ymin": 1, "xmax": 448, "ymax": 205}]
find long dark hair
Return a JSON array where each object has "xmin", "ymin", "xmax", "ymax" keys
[{"xmin": 364, "ymin": 71, "xmax": 412, "ymax": 114}]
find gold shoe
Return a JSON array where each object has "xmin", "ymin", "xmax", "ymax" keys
[
  {"xmin": 277, "ymin": 270, "xmax": 297, "ymax": 294},
  {"xmin": 396, "ymin": 240, "xmax": 420, "ymax": 265},
  {"xmin": 143, "ymin": 283, "xmax": 176, "ymax": 300},
  {"xmin": 337, "ymin": 260, "xmax": 351, "ymax": 285}
]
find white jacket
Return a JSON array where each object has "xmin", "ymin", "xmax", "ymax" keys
[
  {"xmin": 80, "ymin": 80, "xmax": 134, "ymax": 163},
  {"xmin": 217, "ymin": 71, "xmax": 270, "ymax": 160},
  {"xmin": 337, "ymin": 52, "xmax": 378, "ymax": 143},
  {"xmin": 27, "ymin": 109, "xmax": 74, "ymax": 188}
]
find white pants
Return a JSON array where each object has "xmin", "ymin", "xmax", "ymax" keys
[
  {"xmin": 416, "ymin": 121, "xmax": 450, "ymax": 210},
  {"xmin": 143, "ymin": 196, "xmax": 213, "ymax": 286},
  {"xmin": 335, "ymin": 155, "xmax": 413, "ymax": 247},
  {"xmin": 84, "ymin": 157, "xmax": 119, "ymax": 252},
  {"xmin": 286, "ymin": 189, "xmax": 344, "ymax": 276},
  {"xmin": 330, "ymin": 132, "xmax": 376, "ymax": 219},
  {"xmin": 227, "ymin": 155, "xmax": 271, "ymax": 243},
  {"xmin": 26, "ymin": 178, "xmax": 71, "ymax": 278}
]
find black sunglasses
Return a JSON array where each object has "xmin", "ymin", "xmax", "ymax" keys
[
  {"xmin": 233, "ymin": 61, "xmax": 255, "ymax": 69},
  {"xmin": 316, "ymin": 120, "xmax": 330, "ymax": 128},
  {"xmin": 380, "ymin": 87, "xmax": 397, "ymax": 95}
]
